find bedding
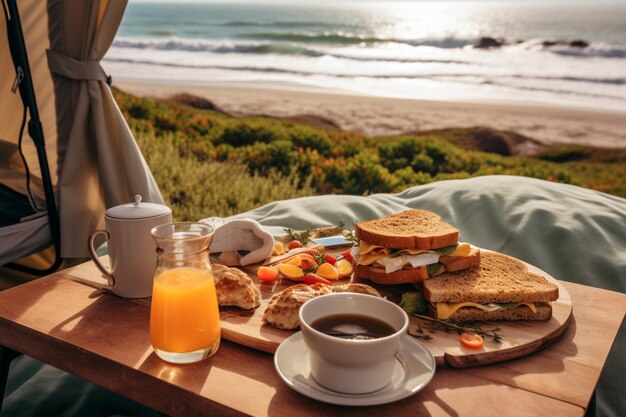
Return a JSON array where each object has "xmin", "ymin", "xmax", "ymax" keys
[{"xmin": 2, "ymin": 175, "xmax": 624, "ymax": 417}]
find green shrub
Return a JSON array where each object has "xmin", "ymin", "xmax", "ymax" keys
[
  {"xmin": 136, "ymin": 131, "xmax": 315, "ymax": 219},
  {"xmin": 114, "ymin": 88, "xmax": 626, "ymax": 218},
  {"xmin": 539, "ymin": 146, "xmax": 590, "ymax": 162},
  {"xmin": 217, "ymin": 123, "xmax": 279, "ymax": 147},
  {"xmin": 289, "ymin": 126, "xmax": 334, "ymax": 155}
]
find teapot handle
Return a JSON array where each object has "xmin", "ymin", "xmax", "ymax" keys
[{"xmin": 88, "ymin": 230, "xmax": 115, "ymax": 287}]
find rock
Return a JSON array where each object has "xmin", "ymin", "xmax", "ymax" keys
[
  {"xmin": 475, "ymin": 37, "xmax": 503, "ymax": 49},
  {"xmin": 569, "ymin": 40, "xmax": 589, "ymax": 48},
  {"xmin": 411, "ymin": 127, "xmax": 545, "ymax": 157},
  {"xmin": 169, "ymin": 93, "xmax": 228, "ymax": 114},
  {"xmin": 541, "ymin": 40, "xmax": 559, "ymax": 48}
]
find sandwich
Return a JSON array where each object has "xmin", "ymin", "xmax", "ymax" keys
[
  {"xmin": 352, "ymin": 210, "xmax": 481, "ymax": 284},
  {"xmin": 423, "ymin": 252, "xmax": 559, "ymax": 321}
]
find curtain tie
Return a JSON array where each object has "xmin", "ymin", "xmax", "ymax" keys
[{"xmin": 46, "ymin": 49, "xmax": 112, "ymax": 85}]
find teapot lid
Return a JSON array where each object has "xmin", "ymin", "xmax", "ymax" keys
[{"xmin": 106, "ymin": 195, "xmax": 171, "ymax": 220}]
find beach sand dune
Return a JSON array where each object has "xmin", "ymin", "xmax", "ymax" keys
[{"xmin": 116, "ymin": 80, "xmax": 626, "ymax": 151}]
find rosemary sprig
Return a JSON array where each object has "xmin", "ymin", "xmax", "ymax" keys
[
  {"xmin": 342, "ymin": 229, "xmax": 360, "ymax": 246},
  {"xmin": 409, "ymin": 314, "xmax": 503, "ymax": 343},
  {"xmin": 410, "ymin": 319, "xmax": 433, "ymax": 340},
  {"xmin": 316, "ymin": 220, "xmax": 346, "ymax": 237},
  {"xmin": 283, "ymin": 227, "xmax": 313, "ymax": 245}
]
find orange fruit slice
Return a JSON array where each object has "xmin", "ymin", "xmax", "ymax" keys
[
  {"xmin": 335, "ymin": 259, "xmax": 354, "ymax": 279},
  {"xmin": 278, "ymin": 263, "xmax": 304, "ymax": 280},
  {"xmin": 282, "ymin": 255, "xmax": 302, "ymax": 267},
  {"xmin": 299, "ymin": 253, "xmax": 318, "ymax": 266},
  {"xmin": 257, "ymin": 266, "xmax": 279, "ymax": 283},
  {"xmin": 316, "ymin": 263, "xmax": 339, "ymax": 280},
  {"xmin": 272, "ymin": 241, "xmax": 285, "ymax": 256}
]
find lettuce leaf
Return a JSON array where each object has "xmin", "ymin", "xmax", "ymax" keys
[
  {"xmin": 433, "ymin": 244, "xmax": 459, "ymax": 255},
  {"xmin": 400, "ymin": 291, "xmax": 428, "ymax": 315},
  {"xmin": 426, "ymin": 262, "xmax": 443, "ymax": 276}
]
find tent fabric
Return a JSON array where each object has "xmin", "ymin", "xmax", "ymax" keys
[
  {"xmin": 1, "ymin": 0, "xmax": 164, "ymax": 263},
  {"xmin": 47, "ymin": 0, "xmax": 164, "ymax": 258},
  {"xmin": 46, "ymin": 49, "xmax": 110, "ymax": 83},
  {"xmin": 0, "ymin": 214, "xmax": 50, "ymax": 266},
  {"xmin": 0, "ymin": 0, "xmax": 57, "ymax": 199},
  {"xmin": 1, "ymin": 176, "xmax": 624, "ymax": 417}
]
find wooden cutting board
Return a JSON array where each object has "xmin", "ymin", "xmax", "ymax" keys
[{"xmin": 218, "ymin": 249, "xmax": 572, "ymax": 368}]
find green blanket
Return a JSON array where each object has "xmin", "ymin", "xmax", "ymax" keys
[{"xmin": 3, "ymin": 175, "xmax": 624, "ymax": 417}]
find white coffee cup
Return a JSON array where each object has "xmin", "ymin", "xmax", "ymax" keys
[
  {"xmin": 299, "ymin": 293, "xmax": 409, "ymax": 394},
  {"xmin": 88, "ymin": 195, "xmax": 172, "ymax": 298}
]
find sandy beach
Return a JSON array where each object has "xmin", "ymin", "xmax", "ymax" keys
[{"xmin": 115, "ymin": 80, "xmax": 626, "ymax": 151}]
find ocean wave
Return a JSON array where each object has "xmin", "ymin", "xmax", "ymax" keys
[
  {"xmin": 222, "ymin": 20, "xmax": 358, "ymax": 29},
  {"xmin": 104, "ymin": 57, "xmax": 625, "ymax": 87},
  {"xmin": 236, "ymin": 31, "xmax": 478, "ymax": 48},
  {"xmin": 326, "ymin": 53, "xmax": 472, "ymax": 65},
  {"xmin": 111, "ymin": 37, "xmax": 472, "ymax": 63},
  {"xmin": 235, "ymin": 31, "xmax": 391, "ymax": 45},
  {"xmin": 550, "ymin": 45, "xmax": 626, "ymax": 59},
  {"xmin": 511, "ymin": 38, "xmax": 626, "ymax": 58},
  {"xmin": 112, "ymin": 37, "xmax": 481, "ymax": 64},
  {"xmin": 112, "ymin": 38, "xmax": 321, "ymax": 56},
  {"xmin": 112, "ymin": 35, "xmax": 626, "ymax": 61}
]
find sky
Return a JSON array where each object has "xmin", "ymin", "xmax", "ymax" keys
[{"xmin": 129, "ymin": 0, "xmax": 626, "ymax": 3}]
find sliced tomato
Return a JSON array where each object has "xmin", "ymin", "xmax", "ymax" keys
[
  {"xmin": 341, "ymin": 249, "xmax": 354, "ymax": 263},
  {"xmin": 288, "ymin": 240, "xmax": 304, "ymax": 250},
  {"xmin": 303, "ymin": 273, "xmax": 330, "ymax": 285},
  {"xmin": 460, "ymin": 332, "xmax": 484, "ymax": 349}
]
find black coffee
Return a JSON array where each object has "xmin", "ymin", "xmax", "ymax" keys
[{"xmin": 310, "ymin": 313, "xmax": 396, "ymax": 340}]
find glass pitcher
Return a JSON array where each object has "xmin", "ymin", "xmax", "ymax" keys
[{"xmin": 149, "ymin": 222, "xmax": 220, "ymax": 364}]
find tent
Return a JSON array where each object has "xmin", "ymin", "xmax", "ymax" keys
[{"xmin": 0, "ymin": 0, "xmax": 163, "ymax": 271}]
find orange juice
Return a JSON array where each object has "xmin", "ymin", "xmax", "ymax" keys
[{"xmin": 150, "ymin": 267, "xmax": 220, "ymax": 355}]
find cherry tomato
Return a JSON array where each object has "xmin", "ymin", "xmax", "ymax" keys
[
  {"xmin": 341, "ymin": 249, "xmax": 354, "ymax": 263},
  {"xmin": 303, "ymin": 273, "xmax": 330, "ymax": 285},
  {"xmin": 460, "ymin": 332, "xmax": 484, "ymax": 349},
  {"xmin": 288, "ymin": 240, "xmax": 304, "ymax": 250},
  {"xmin": 256, "ymin": 266, "xmax": 279, "ymax": 283},
  {"xmin": 323, "ymin": 254, "xmax": 337, "ymax": 265}
]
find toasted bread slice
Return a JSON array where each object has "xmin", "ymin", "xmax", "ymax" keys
[
  {"xmin": 354, "ymin": 248, "xmax": 481, "ymax": 285},
  {"xmin": 439, "ymin": 247, "xmax": 481, "ymax": 272},
  {"xmin": 427, "ymin": 302, "xmax": 553, "ymax": 322},
  {"xmin": 424, "ymin": 252, "xmax": 559, "ymax": 304},
  {"xmin": 355, "ymin": 209, "xmax": 459, "ymax": 250},
  {"xmin": 354, "ymin": 264, "xmax": 430, "ymax": 284}
]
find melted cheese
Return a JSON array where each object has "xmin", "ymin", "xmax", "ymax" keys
[
  {"xmin": 450, "ymin": 242, "xmax": 471, "ymax": 257},
  {"xmin": 435, "ymin": 301, "xmax": 537, "ymax": 320},
  {"xmin": 358, "ymin": 241, "xmax": 470, "ymax": 266},
  {"xmin": 378, "ymin": 253, "xmax": 440, "ymax": 274}
]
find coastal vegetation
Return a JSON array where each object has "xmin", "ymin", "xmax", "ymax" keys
[{"xmin": 115, "ymin": 89, "xmax": 626, "ymax": 221}]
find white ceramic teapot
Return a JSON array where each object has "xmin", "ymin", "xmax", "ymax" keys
[{"xmin": 88, "ymin": 195, "xmax": 172, "ymax": 298}]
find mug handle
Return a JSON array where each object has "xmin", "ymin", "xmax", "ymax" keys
[{"xmin": 88, "ymin": 229, "xmax": 115, "ymax": 287}]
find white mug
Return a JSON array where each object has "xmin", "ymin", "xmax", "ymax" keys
[
  {"xmin": 299, "ymin": 293, "xmax": 409, "ymax": 394},
  {"xmin": 88, "ymin": 195, "xmax": 172, "ymax": 298}
]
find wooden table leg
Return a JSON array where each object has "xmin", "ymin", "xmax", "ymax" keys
[{"xmin": 0, "ymin": 346, "xmax": 20, "ymax": 412}]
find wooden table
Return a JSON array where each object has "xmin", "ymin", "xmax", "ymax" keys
[{"xmin": 0, "ymin": 261, "xmax": 624, "ymax": 417}]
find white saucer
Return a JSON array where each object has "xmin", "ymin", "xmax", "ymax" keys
[{"xmin": 274, "ymin": 332, "xmax": 436, "ymax": 406}]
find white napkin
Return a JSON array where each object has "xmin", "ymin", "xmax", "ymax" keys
[{"xmin": 199, "ymin": 217, "xmax": 275, "ymax": 266}]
